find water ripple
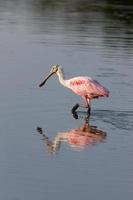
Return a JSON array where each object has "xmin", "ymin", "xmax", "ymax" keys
[{"xmin": 92, "ymin": 110, "xmax": 133, "ymax": 131}]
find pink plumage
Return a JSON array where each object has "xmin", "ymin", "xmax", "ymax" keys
[{"xmin": 67, "ymin": 76, "xmax": 109, "ymax": 100}]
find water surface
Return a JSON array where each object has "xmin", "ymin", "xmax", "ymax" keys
[{"xmin": 0, "ymin": 1, "xmax": 133, "ymax": 200}]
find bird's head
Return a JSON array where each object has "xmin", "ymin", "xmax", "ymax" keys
[
  {"xmin": 50, "ymin": 64, "xmax": 60, "ymax": 74},
  {"xmin": 39, "ymin": 64, "xmax": 61, "ymax": 87}
]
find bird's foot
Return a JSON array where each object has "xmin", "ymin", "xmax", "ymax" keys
[
  {"xmin": 71, "ymin": 104, "xmax": 91, "ymax": 120},
  {"xmin": 71, "ymin": 104, "xmax": 79, "ymax": 114},
  {"xmin": 71, "ymin": 104, "xmax": 79, "ymax": 119},
  {"xmin": 72, "ymin": 112, "xmax": 78, "ymax": 119}
]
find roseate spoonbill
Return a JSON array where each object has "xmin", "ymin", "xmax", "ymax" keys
[{"xmin": 39, "ymin": 64, "xmax": 109, "ymax": 115}]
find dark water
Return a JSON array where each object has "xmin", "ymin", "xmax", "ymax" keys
[{"xmin": 0, "ymin": 1, "xmax": 133, "ymax": 200}]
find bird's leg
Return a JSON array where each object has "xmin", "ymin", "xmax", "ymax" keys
[
  {"xmin": 85, "ymin": 97, "xmax": 91, "ymax": 117},
  {"xmin": 87, "ymin": 105, "xmax": 91, "ymax": 116}
]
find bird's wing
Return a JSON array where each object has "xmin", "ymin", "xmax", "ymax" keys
[
  {"xmin": 87, "ymin": 77, "xmax": 109, "ymax": 97},
  {"xmin": 67, "ymin": 76, "xmax": 109, "ymax": 97}
]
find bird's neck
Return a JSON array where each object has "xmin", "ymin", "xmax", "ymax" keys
[{"xmin": 57, "ymin": 68, "xmax": 66, "ymax": 87}]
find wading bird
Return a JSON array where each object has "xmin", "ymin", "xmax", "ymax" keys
[{"xmin": 39, "ymin": 64, "xmax": 109, "ymax": 115}]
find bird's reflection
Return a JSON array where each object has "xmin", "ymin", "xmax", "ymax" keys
[{"xmin": 36, "ymin": 114, "xmax": 107, "ymax": 154}]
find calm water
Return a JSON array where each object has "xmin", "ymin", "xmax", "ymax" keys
[{"xmin": 0, "ymin": 1, "xmax": 133, "ymax": 200}]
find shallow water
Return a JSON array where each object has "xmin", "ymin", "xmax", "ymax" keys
[{"xmin": 0, "ymin": 1, "xmax": 133, "ymax": 200}]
